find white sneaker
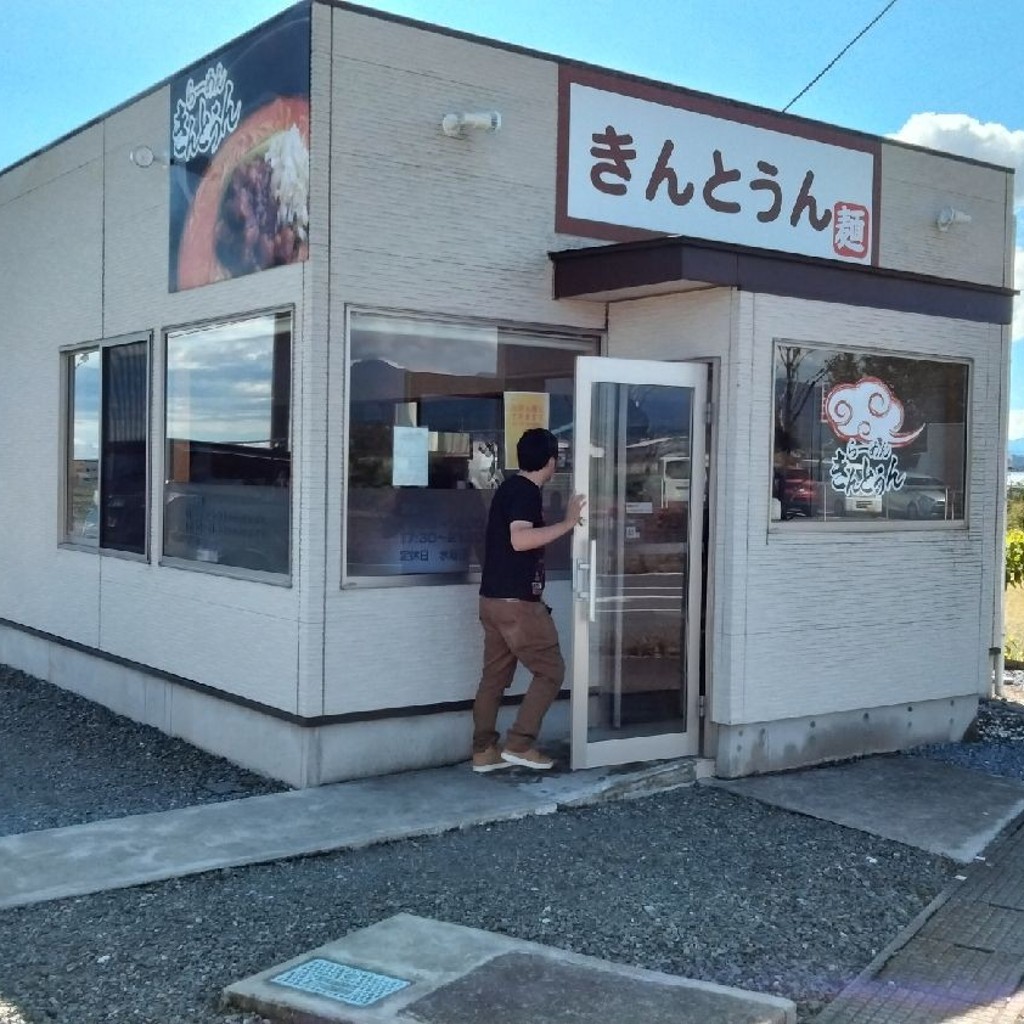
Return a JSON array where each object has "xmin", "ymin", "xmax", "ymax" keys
[{"xmin": 500, "ymin": 748, "xmax": 555, "ymax": 770}]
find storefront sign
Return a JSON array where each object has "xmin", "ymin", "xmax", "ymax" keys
[
  {"xmin": 824, "ymin": 378, "xmax": 920, "ymax": 498},
  {"xmin": 504, "ymin": 392, "xmax": 551, "ymax": 469},
  {"xmin": 169, "ymin": 5, "xmax": 311, "ymax": 292},
  {"xmin": 558, "ymin": 68, "xmax": 879, "ymax": 265}
]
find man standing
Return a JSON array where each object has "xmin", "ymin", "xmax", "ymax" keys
[{"xmin": 471, "ymin": 428, "xmax": 586, "ymax": 772}]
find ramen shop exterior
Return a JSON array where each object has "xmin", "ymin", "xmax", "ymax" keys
[{"xmin": 0, "ymin": 1, "xmax": 1014, "ymax": 786}]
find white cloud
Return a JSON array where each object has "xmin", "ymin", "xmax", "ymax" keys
[
  {"xmin": 1009, "ymin": 409, "xmax": 1024, "ymax": 441},
  {"xmin": 890, "ymin": 114, "xmax": 1024, "ymax": 207},
  {"xmin": 1017, "ymin": 246, "xmax": 1024, "ymax": 342}
]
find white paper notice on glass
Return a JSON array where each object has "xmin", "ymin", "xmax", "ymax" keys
[{"xmin": 392, "ymin": 426, "xmax": 429, "ymax": 487}]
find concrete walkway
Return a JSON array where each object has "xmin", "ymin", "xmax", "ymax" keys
[
  {"xmin": 711, "ymin": 755, "xmax": 1024, "ymax": 863},
  {"xmin": 0, "ymin": 756, "xmax": 703, "ymax": 910}
]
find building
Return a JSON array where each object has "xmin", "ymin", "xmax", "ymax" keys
[{"xmin": 0, "ymin": 1, "xmax": 1014, "ymax": 786}]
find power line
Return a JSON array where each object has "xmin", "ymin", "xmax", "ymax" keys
[{"xmin": 782, "ymin": 0, "xmax": 901, "ymax": 113}]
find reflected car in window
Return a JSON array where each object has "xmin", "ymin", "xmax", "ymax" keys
[
  {"xmin": 777, "ymin": 469, "xmax": 824, "ymax": 519},
  {"xmin": 884, "ymin": 475, "xmax": 949, "ymax": 519}
]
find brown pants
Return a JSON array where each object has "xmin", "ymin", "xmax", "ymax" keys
[{"xmin": 473, "ymin": 597, "xmax": 565, "ymax": 754}]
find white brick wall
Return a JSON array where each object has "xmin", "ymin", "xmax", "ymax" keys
[
  {"xmin": 0, "ymin": 86, "xmax": 305, "ymax": 711},
  {"xmin": 878, "ymin": 143, "xmax": 1016, "ymax": 287},
  {"xmin": 733, "ymin": 294, "xmax": 1002, "ymax": 724},
  {"xmin": 605, "ymin": 288, "xmax": 1004, "ymax": 729},
  {"xmin": 320, "ymin": 7, "xmax": 603, "ymax": 715}
]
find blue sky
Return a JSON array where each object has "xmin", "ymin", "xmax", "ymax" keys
[{"xmin": 3, "ymin": 0, "xmax": 1022, "ymax": 430}]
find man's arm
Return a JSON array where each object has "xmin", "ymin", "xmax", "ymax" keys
[{"xmin": 509, "ymin": 493, "xmax": 586, "ymax": 552}]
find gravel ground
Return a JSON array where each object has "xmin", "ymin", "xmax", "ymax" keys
[
  {"xmin": 1, "ymin": 669, "xmax": 1024, "ymax": 1024},
  {"xmin": 908, "ymin": 672, "xmax": 1024, "ymax": 779},
  {"xmin": 0, "ymin": 666, "xmax": 286, "ymax": 836}
]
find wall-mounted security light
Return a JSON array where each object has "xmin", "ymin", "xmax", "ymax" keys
[
  {"xmin": 128, "ymin": 145, "xmax": 170, "ymax": 169},
  {"xmin": 937, "ymin": 206, "xmax": 972, "ymax": 231},
  {"xmin": 441, "ymin": 111, "xmax": 502, "ymax": 138}
]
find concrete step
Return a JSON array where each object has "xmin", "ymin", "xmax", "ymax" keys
[{"xmin": 224, "ymin": 914, "xmax": 795, "ymax": 1024}]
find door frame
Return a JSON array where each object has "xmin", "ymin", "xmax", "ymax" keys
[{"xmin": 570, "ymin": 356, "xmax": 708, "ymax": 769}]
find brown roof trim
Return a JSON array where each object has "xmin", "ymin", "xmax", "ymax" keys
[{"xmin": 550, "ymin": 237, "xmax": 1015, "ymax": 326}]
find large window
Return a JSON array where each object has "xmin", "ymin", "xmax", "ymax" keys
[
  {"xmin": 346, "ymin": 312, "xmax": 597, "ymax": 580},
  {"xmin": 772, "ymin": 343, "xmax": 968, "ymax": 524},
  {"xmin": 64, "ymin": 337, "xmax": 149, "ymax": 554},
  {"xmin": 164, "ymin": 311, "xmax": 292, "ymax": 575}
]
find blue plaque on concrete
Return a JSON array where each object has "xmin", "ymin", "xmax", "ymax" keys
[{"xmin": 270, "ymin": 958, "xmax": 410, "ymax": 1007}]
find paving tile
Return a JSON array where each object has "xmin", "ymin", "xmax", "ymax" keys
[
  {"xmin": 964, "ymin": 865, "xmax": 1024, "ymax": 912},
  {"xmin": 918, "ymin": 902, "xmax": 1024, "ymax": 956},
  {"xmin": 877, "ymin": 939, "xmax": 1024, "ymax": 1004},
  {"xmin": 814, "ymin": 979, "xmax": 977, "ymax": 1024}
]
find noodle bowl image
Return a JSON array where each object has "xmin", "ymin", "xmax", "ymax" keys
[{"xmin": 177, "ymin": 97, "xmax": 310, "ymax": 289}]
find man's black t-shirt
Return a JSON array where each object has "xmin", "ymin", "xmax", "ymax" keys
[{"xmin": 479, "ymin": 474, "xmax": 545, "ymax": 600}]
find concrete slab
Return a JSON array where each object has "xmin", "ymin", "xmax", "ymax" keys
[
  {"xmin": 708, "ymin": 755, "xmax": 1024, "ymax": 863},
  {"xmin": 223, "ymin": 914, "xmax": 796, "ymax": 1024},
  {"xmin": 0, "ymin": 756, "xmax": 706, "ymax": 909}
]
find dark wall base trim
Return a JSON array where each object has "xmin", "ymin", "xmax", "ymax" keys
[
  {"xmin": 550, "ymin": 236, "xmax": 1016, "ymax": 326},
  {"xmin": 0, "ymin": 616, "xmax": 557, "ymax": 728}
]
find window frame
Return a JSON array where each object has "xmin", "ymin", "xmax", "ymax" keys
[
  {"xmin": 767, "ymin": 338, "xmax": 972, "ymax": 534},
  {"xmin": 59, "ymin": 331, "xmax": 152, "ymax": 560},
  {"xmin": 159, "ymin": 306, "xmax": 295, "ymax": 585},
  {"xmin": 341, "ymin": 306, "xmax": 602, "ymax": 588}
]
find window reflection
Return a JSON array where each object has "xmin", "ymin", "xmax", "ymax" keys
[
  {"xmin": 68, "ymin": 349, "xmax": 100, "ymax": 545},
  {"xmin": 346, "ymin": 313, "xmax": 596, "ymax": 579},
  {"xmin": 65, "ymin": 342, "xmax": 149, "ymax": 553},
  {"xmin": 164, "ymin": 312, "xmax": 291, "ymax": 574},
  {"xmin": 772, "ymin": 345, "xmax": 967, "ymax": 523}
]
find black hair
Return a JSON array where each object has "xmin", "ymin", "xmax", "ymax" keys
[{"xmin": 516, "ymin": 427, "xmax": 559, "ymax": 472}]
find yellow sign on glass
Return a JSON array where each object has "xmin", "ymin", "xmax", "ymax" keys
[{"xmin": 504, "ymin": 392, "xmax": 550, "ymax": 469}]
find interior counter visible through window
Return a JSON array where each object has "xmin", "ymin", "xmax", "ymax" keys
[{"xmin": 345, "ymin": 312, "xmax": 598, "ymax": 582}]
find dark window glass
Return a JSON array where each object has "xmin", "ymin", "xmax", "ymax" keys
[
  {"xmin": 346, "ymin": 313, "xmax": 595, "ymax": 579},
  {"xmin": 101, "ymin": 341, "xmax": 148, "ymax": 553},
  {"xmin": 772, "ymin": 344, "xmax": 968, "ymax": 523},
  {"xmin": 164, "ymin": 312, "xmax": 291, "ymax": 574}
]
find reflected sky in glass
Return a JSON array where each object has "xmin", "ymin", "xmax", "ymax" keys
[
  {"xmin": 351, "ymin": 315, "xmax": 498, "ymax": 377},
  {"xmin": 167, "ymin": 315, "xmax": 278, "ymax": 444},
  {"xmin": 73, "ymin": 349, "xmax": 100, "ymax": 459}
]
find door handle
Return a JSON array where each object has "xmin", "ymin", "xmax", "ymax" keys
[
  {"xmin": 573, "ymin": 555, "xmax": 589, "ymax": 600},
  {"xmin": 574, "ymin": 541, "xmax": 598, "ymax": 623}
]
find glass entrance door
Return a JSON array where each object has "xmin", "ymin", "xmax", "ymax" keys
[{"xmin": 571, "ymin": 357, "xmax": 706, "ymax": 769}]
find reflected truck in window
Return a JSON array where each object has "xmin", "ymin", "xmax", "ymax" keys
[{"xmin": 660, "ymin": 455, "xmax": 691, "ymax": 506}]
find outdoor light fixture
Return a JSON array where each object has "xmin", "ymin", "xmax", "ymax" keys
[
  {"xmin": 441, "ymin": 111, "xmax": 502, "ymax": 138},
  {"xmin": 128, "ymin": 145, "xmax": 170, "ymax": 169},
  {"xmin": 937, "ymin": 206, "xmax": 972, "ymax": 231}
]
